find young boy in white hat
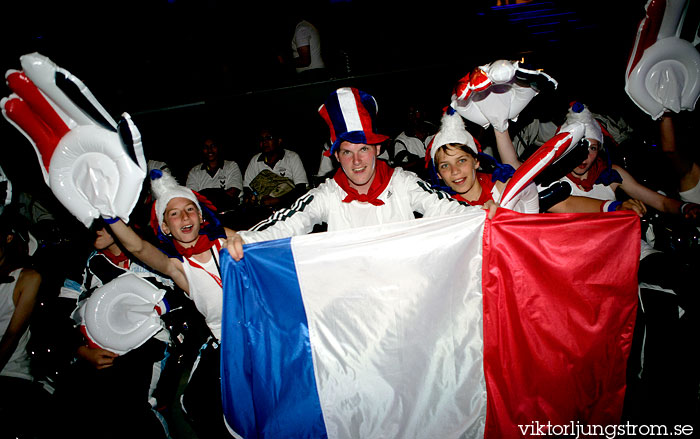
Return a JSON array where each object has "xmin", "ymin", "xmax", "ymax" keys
[
  {"xmin": 105, "ymin": 170, "xmax": 238, "ymax": 438},
  {"xmin": 226, "ymin": 87, "xmax": 497, "ymax": 260},
  {"xmin": 426, "ymin": 107, "xmax": 540, "ymax": 213}
]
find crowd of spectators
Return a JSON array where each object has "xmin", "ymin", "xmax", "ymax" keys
[{"xmin": 2, "ymin": 54, "xmax": 699, "ymax": 437}]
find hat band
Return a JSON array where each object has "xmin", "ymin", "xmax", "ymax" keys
[{"xmin": 331, "ymin": 131, "xmax": 390, "ymax": 154}]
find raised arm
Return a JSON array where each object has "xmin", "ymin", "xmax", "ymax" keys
[
  {"xmin": 659, "ymin": 114, "xmax": 700, "ymax": 192},
  {"xmin": 107, "ymin": 219, "xmax": 189, "ymax": 293},
  {"xmin": 493, "ymin": 128, "xmax": 521, "ymax": 169}
]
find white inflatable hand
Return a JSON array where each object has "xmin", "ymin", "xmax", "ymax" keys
[
  {"xmin": 0, "ymin": 164, "xmax": 11, "ymax": 215},
  {"xmin": 79, "ymin": 273, "xmax": 166, "ymax": 355},
  {"xmin": 625, "ymin": 0, "xmax": 700, "ymax": 119},
  {"xmin": 452, "ymin": 60, "xmax": 558, "ymax": 132},
  {"xmin": 1, "ymin": 53, "xmax": 147, "ymax": 227}
]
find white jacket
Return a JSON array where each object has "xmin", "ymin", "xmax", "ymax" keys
[{"xmin": 239, "ymin": 167, "xmax": 482, "ymax": 243}]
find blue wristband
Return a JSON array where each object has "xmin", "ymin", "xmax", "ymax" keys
[
  {"xmin": 607, "ymin": 201, "xmax": 622, "ymax": 212},
  {"xmin": 103, "ymin": 216, "xmax": 119, "ymax": 224}
]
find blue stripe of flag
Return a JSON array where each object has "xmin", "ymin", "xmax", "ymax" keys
[{"xmin": 220, "ymin": 238, "xmax": 327, "ymax": 439}]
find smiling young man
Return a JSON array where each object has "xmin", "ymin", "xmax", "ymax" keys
[{"xmin": 227, "ymin": 87, "xmax": 496, "ymax": 260}]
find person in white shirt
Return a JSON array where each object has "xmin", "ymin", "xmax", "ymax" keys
[
  {"xmin": 242, "ymin": 125, "xmax": 309, "ymax": 212},
  {"xmin": 387, "ymin": 103, "xmax": 437, "ymax": 180},
  {"xmin": 186, "ymin": 136, "xmax": 243, "ymax": 213},
  {"xmin": 0, "ymin": 208, "xmax": 42, "ymax": 438},
  {"xmin": 290, "ymin": 17, "xmax": 327, "ymax": 82}
]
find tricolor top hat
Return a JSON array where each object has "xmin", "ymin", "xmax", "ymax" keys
[{"xmin": 318, "ymin": 87, "xmax": 390, "ymax": 154}]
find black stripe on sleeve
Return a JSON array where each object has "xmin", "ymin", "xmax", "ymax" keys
[{"xmin": 251, "ymin": 193, "xmax": 315, "ymax": 232}]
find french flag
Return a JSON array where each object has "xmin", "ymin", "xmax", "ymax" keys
[{"xmin": 220, "ymin": 209, "xmax": 640, "ymax": 438}]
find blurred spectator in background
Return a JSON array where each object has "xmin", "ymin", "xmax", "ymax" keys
[
  {"xmin": 313, "ymin": 141, "xmax": 337, "ymax": 187},
  {"xmin": 276, "ymin": 3, "xmax": 328, "ymax": 84},
  {"xmin": 0, "ymin": 206, "xmax": 44, "ymax": 439},
  {"xmin": 186, "ymin": 135, "xmax": 243, "ymax": 214},
  {"xmin": 384, "ymin": 102, "xmax": 437, "ymax": 180},
  {"xmin": 243, "ymin": 125, "xmax": 309, "ymax": 214}
]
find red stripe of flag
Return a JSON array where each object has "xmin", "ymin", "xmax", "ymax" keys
[{"xmin": 482, "ymin": 210, "xmax": 640, "ymax": 437}]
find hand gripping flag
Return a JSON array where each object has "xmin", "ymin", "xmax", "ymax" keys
[
  {"xmin": 625, "ymin": 0, "xmax": 700, "ymax": 119},
  {"xmin": 1, "ymin": 52, "xmax": 147, "ymax": 227},
  {"xmin": 219, "ymin": 209, "xmax": 640, "ymax": 439}
]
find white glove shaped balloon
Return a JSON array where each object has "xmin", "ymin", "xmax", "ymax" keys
[
  {"xmin": 625, "ymin": 0, "xmax": 700, "ymax": 119},
  {"xmin": 1, "ymin": 52, "xmax": 147, "ymax": 227},
  {"xmin": 451, "ymin": 60, "xmax": 558, "ymax": 132},
  {"xmin": 0, "ymin": 164, "xmax": 11, "ymax": 215},
  {"xmin": 79, "ymin": 273, "xmax": 167, "ymax": 355}
]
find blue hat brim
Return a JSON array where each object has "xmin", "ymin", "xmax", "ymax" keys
[{"xmin": 330, "ymin": 131, "xmax": 390, "ymax": 154}]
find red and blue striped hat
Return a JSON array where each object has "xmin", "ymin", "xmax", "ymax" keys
[{"xmin": 318, "ymin": 87, "xmax": 389, "ymax": 154}]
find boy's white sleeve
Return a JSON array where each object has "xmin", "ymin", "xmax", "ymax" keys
[
  {"xmin": 238, "ymin": 187, "xmax": 328, "ymax": 243},
  {"xmin": 403, "ymin": 171, "xmax": 480, "ymax": 217}
]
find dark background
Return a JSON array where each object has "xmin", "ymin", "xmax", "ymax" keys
[{"xmin": 0, "ymin": 0, "xmax": 657, "ymax": 212}]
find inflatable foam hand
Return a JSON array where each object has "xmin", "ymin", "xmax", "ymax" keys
[
  {"xmin": 452, "ymin": 60, "xmax": 558, "ymax": 132},
  {"xmin": 533, "ymin": 138, "xmax": 590, "ymax": 188},
  {"xmin": 625, "ymin": 0, "xmax": 700, "ymax": 119},
  {"xmin": 79, "ymin": 273, "xmax": 166, "ymax": 355},
  {"xmin": 0, "ymin": 164, "xmax": 11, "ymax": 215},
  {"xmin": 1, "ymin": 53, "xmax": 147, "ymax": 227},
  {"xmin": 499, "ymin": 122, "xmax": 584, "ymax": 210}
]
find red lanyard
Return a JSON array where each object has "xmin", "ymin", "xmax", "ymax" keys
[{"xmin": 185, "ymin": 240, "xmax": 223, "ymax": 288}]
